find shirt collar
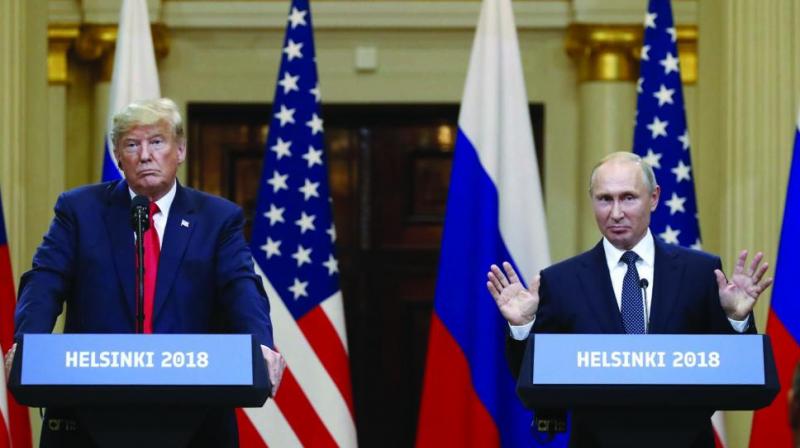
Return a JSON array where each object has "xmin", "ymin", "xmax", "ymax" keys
[
  {"xmin": 127, "ymin": 181, "xmax": 177, "ymax": 215},
  {"xmin": 603, "ymin": 229, "xmax": 655, "ymax": 270}
]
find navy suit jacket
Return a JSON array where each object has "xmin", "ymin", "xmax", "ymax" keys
[
  {"xmin": 507, "ymin": 238, "xmax": 755, "ymax": 447},
  {"xmin": 15, "ymin": 180, "xmax": 273, "ymax": 346},
  {"xmin": 15, "ymin": 180, "xmax": 273, "ymax": 446}
]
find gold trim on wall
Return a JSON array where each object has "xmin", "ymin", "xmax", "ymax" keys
[
  {"xmin": 48, "ymin": 24, "xmax": 169, "ymax": 84},
  {"xmin": 566, "ymin": 24, "xmax": 697, "ymax": 84},
  {"xmin": 47, "ymin": 25, "xmax": 79, "ymax": 84}
]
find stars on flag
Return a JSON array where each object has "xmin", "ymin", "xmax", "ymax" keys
[
  {"xmin": 275, "ymin": 105, "xmax": 296, "ymax": 126},
  {"xmin": 671, "ymin": 160, "xmax": 692, "ymax": 182},
  {"xmin": 645, "ymin": 12, "xmax": 657, "ymax": 29},
  {"xmin": 323, "ymin": 254, "xmax": 338, "ymax": 275},
  {"xmin": 647, "ymin": 116, "xmax": 668, "ymax": 139},
  {"xmin": 642, "ymin": 149, "xmax": 662, "ymax": 169},
  {"xmin": 664, "ymin": 192, "xmax": 686, "ymax": 215},
  {"xmin": 264, "ymin": 204, "xmax": 286, "ymax": 225},
  {"xmin": 678, "ymin": 130, "xmax": 690, "ymax": 150},
  {"xmin": 261, "ymin": 237, "xmax": 282, "ymax": 259},
  {"xmin": 659, "ymin": 52, "xmax": 680, "ymax": 75},
  {"xmin": 250, "ymin": 2, "xmax": 341, "ymax": 311},
  {"xmin": 267, "ymin": 170, "xmax": 289, "ymax": 193},
  {"xmin": 288, "ymin": 6, "xmax": 307, "ymax": 28},
  {"xmin": 278, "ymin": 72, "xmax": 300, "ymax": 94},
  {"xmin": 666, "ymin": 27, "xmax": 676, "ymax": 42},
  {"xmin": 659, "ymin": 225, "xmax": 681, "ymax": 245},
  {"xmin": 271, "ymin": 137, "xmax": 292, "ymax": 159},
  {"xmin": 299, "ymin": 178, "xmax": 320, "ymax": 200},
  {"xmin": 653, "ymin": 84, "xmax": 675, "ymax": 106},
  {"xmin": 283, "ymin": 39, "xmax": 304, "ymax": 61},
  {"xmin": 288, "ymin": 278, "xmax": 309, "ymax": 299},
  {"xmin": 303, "ymin": 146, "xmax": 324, "ymax": 168},
  {"xmin": 292, "ymin": 244, "xmax": 312, "ymax": 267},
  {"xmin": 310, "ymin": 83, "xmax": 321, "ymax": 102},
  {"xmin": 295, "ymin": 211, "xmax": 316, "ymax": 233},
  {"xmin": 327, "ymin": 224, "xmax": 336, "ymax": 242},
  {"xmin": 306, "ymin": 113, "xmax": 324, "ymax": 135},
  {"xmin": 632, "ymin": 0, "xmax": 702, "ymax": 249}
]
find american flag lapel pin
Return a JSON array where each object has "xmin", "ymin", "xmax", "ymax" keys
[{"xmin": 181, "ymin": 219, "xmax": 190, "ymax": 228}]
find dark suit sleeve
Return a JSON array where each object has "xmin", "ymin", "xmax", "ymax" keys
[
  {"xmin": 214, "ymin": 207, "xmax": 275, "ymax": 349},
  {"xmin": 15, "ymin": 194, "xmax": 75, "ymax": 339}
]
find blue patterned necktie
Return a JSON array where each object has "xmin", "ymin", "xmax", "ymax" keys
[{"xmin": 620, "ymin": 251, "xmax": 646, "ymax": 334}]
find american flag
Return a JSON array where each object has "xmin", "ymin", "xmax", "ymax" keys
[
  {"xmin": 632, "ymin": 1, "xmax": 726, "ymax": 446},
  {"xmin": 633, "ymin": 0, "xmax": 700, "ymax": 250},
  {"xmin": 240, "ymin": 1, "xmax": 357, "ymax": 446}
]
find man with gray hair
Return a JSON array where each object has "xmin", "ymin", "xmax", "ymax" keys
[
  {"xmin": 12, "ymin": 98, "xmax": 284, "ymax": 447},
  {"xmin": 486, "ymin": 151, "xmax": 773, "ymax": 447}
]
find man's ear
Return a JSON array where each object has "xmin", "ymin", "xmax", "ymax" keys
[
  {"xmin": 650, "ymin": 184, "xmax": 661, "ymax": 212},
  {"xmin": 177, "ymin": 142, "xmax": 187, "ymax": 164}
]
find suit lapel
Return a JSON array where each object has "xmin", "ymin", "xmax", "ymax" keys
[
  {"xmin": 579, "ymin": 242, "xmax": 625, "ymax": 333},
  {"xmin": 103, "ymin": 181, "xmax": 137, "ymax": 323},
  {"xmin": 153, "ymin": 183, "xmax": 196, "ymax": 321},
  {"xmin": 649, "ymin": 240, "xmax": 685, "ymax": 333}
]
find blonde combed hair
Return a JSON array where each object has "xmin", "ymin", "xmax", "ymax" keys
[{"xmin": 110, "ymin": 98, "xmax": 185, "ymax": 151}]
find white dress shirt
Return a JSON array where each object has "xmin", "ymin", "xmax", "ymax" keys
[{"xmin": 128, "ymin": 181, "xmax": 177, "ymax": 248}]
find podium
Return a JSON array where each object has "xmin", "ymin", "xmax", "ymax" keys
[
  {"xmin": 8, "ymin": 334, "xmax": 271, "ymax": 448},
  {"xmin": 517, "ymin": 334, "xmax": 780, "ymax": 447}
]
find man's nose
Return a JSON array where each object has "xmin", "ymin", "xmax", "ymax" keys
[
  {"xmin": 139, "ymin": 142, "xmax": 153, "ymax": 161},
  {"xmin": 610, "ymin": 200, "xmax": 624, "ymax": 220}
]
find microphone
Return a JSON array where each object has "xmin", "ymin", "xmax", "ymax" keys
[
  {"xmin": 639, "ymin": 278, "xmax": 649, "ymax": 333},
  {"xmin": 130, "ymin": 195, "xmax": 150, "ymax": 333},
  {"xmin": 130, "ymin": 195, "xmax": 150, "ymax": 232}
]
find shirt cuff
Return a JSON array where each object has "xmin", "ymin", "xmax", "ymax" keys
[
  {"xmin": 508, "ymin": 318, "xmax": 535, "ymax": 341},
  {"xmin": 728, "ymin": 315, "xmax": 750, "ymax": 333}
]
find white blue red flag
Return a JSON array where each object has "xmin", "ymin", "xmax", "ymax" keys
[
  {"xmin": 102, "ymin": 0, "xmax": 160, "ymax": 181},
  {"xmin": 749, "ymin": 112, "xmax": 800, "ymax": 446},
  {"xmin": 0, "ymin": 192, "xmax": 32, "ymax": 448},
  {"xmin": 416, "ymin": 0, "xmax": 558, "ymax": 446},
  {"xmin": 243, "ymin": 0, "xmax": 357, "ymax": 446},
  {"xmin": 632, "ymin": 1, "xmax": 727, "ymax": 444}
]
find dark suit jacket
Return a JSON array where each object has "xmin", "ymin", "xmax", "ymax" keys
[
  {"xmin": 15, "ymin": 180, "xmax": 274, "ymax": 446},
  {"xmin": 507, "ymin": 238, "xmax": 755, "ymax": 447}
]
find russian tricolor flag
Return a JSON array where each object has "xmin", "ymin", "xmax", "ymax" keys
[
  {"xmin": 416, "ymin": 0, "xmax": 562, "ymax": 446},
  {"xmin": 101, "ymin": 0, "xmax": 160, "ymax": 181},
  {"xmin": 0, "ymin": 193, "xmax": 32, "ymax": 448},
  {"xmin": 749, "ymin": 112, "xmax": 800, "ymax": 446}
]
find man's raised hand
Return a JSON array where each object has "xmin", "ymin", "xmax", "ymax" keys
[
  {"xmin": 486, "ymin": 261, "xmax": 540, "ymax": 326},
  {"xmin": 715, "ymin": 250, "xmax": 774, "ymax": 321}
]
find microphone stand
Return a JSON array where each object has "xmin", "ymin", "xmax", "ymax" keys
[{"xmin": 134, "ymin": 206, "xmax": 147, "ymax": 334}]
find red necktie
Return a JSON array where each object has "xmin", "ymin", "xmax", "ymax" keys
[{"xmin": 142, "ymin": 202, "xmax": 160, "ymax": 333}]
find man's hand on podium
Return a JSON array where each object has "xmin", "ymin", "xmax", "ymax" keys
[
  {"xmin": 260, "ymin": 344, "xmax": 286, "ymax": 396},
  {"xmin": 486, "ymin": 262, "xmax": 541, "ymax": 326},
  {"xmin": 4, "ymin": 342, "xmax": 16, "ymax": 379}
]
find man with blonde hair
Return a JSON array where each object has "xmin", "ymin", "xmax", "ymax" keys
[{"xmin": 13, "ymin": 98, "xmax": 283, "ymax": 446}]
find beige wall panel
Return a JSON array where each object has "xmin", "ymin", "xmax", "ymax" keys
[
  {"xmin": 698, "ymin": 1, "xmax": 800, "ymax": 447},
  {"xmin": 65, "ymin": 62, "xmax": 98, "ymax": 189},
  {"xmin": 158, "ymin": 26, "xmax": 580, "ymax": 261}
]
